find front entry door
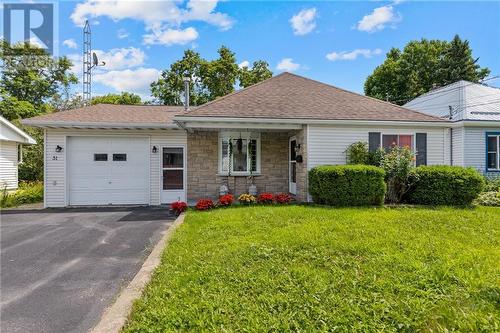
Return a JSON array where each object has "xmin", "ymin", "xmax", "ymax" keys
[
  {"xmin": 289, "ymin": 137, "xmax": 297, "ymax": 195},
  {"xmin": 161, "ymin": 146, "xmax": 186, "ymax": 203}
]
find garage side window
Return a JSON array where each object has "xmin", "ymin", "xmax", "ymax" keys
[
  {"xmin": 94, "ymin": 153, "xmax": 108, "ymax": 161},
  {"xmin": 163, "ymin": 147, "xmax": 184, "ymax": 190},
  {"xmin": 113, "ymin": 153, "xmax": 127, "ymax": 161}
]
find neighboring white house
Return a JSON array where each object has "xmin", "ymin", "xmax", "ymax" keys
[
  {"xmin": 0, "ymin": 115, "xmax": 36, "ymax": 190},
  {"xmin": 405, "ymin": 80, "xmax": 500, "ymax": 176},
  {"xmin": 23, "ymin": 73, "xmax": 451, "ymax": 207}
]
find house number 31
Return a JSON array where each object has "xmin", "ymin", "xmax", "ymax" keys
[{"xmin": 52, "ymin": 156, "xmax": 58, "ymax": 160}]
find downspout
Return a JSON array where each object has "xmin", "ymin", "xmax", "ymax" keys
[{"xmin": 448, "ymin": 106, "xmax": 453, "ymax": 166}]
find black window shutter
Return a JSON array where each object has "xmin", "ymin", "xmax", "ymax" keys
[
  {"xmin": 368, "ymin": 132, "xmax": 381, "ymax": 152},
  {"xmin": 416, "ymin": 133, "xmax": 427, "ymax": 166}
]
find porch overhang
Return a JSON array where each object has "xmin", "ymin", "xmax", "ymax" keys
[
  {"xmin": 174, "ymin": 116, "xmax": 302, "ymax": 131},
  {"xmin": 174, "ymin": 115, "xmax": 450, "ymax": 131}
]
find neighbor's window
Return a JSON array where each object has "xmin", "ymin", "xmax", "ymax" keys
[
  {"xmin": 220, "ymin": 133, "xmax": 260, "ymax": 174},
  {"xmin": 113, "ymin": 153, "xmax": 127, "ymax": 161},
  {"xmin": 17, "ymin": 144, "xmax": 23, "ymax": 163},
  {"xmin": 94, "ymin": 153, "xmax": 108, "ymax": 161},
  {"xmin": 487, "ymin": 135, "xmax": 499, "ymax": 170},
  {"xmin": 382, "ymin": 134, "xmax": 414, "ymax": 151}
]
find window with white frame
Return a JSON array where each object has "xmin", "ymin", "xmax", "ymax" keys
[
  {"xmin": 219, "ymin": 132, "xmax": 260, "ymax": 175},
  {"xmin": 487, "ymin": 134, "xmax": 500, "ymax": 170}
]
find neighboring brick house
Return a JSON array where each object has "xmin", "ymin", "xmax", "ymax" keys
[{"xmin": 23, "ymin": 73, "xmax": 450, "ymax": 207}]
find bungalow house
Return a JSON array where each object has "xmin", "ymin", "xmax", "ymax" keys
[
  {"xmin": 1, "ymin": 115, "xmax": 36, "ymax": 190},
  {"xmin": 23, "ymin": 73, "xmax": 450, "ymax": 207},
  {"xmin": 404, "ymin": 80, "xmax": 500, "ymax": 176}
]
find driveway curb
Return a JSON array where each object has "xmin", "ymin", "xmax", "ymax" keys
[{"xmin": 90, "ymin": 212, "xmax": 186, "ymax": 333}]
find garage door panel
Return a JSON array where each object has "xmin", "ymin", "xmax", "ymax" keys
[{"xmin": 68, "ymin": 137, "xmax": 149, "ymax": 205}]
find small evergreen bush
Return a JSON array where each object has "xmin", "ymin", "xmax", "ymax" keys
[
  {"xmin": 407, "ymin": 166, "xmax": 484, "ymax": 206},
  {"xmin": 308, "ymin": 165, "xmax": 386, "ymax": 206}
]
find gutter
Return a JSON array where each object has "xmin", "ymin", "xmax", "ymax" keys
[
  {"xmin": 21, "ymin": 120, "xmax": 181, "ymax": 130},
  {"xmin": 450, "ymin": 120, "xmax": 500, "ymax": 128},
  {"xmin": 174, "ymin": 116, "xmax": 451, "ymax": 128}
]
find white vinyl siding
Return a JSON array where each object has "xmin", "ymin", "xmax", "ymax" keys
[
  {"xmin": 463, "ymin": 127, "xmax": 500, "ymax": 176},
  {"xmin": 307, "ymin": 125, "xmax": 448, "ymax": 170},
  {"xmin": 44, "ymin": 128, "xmax": 187, "ymax": 207},
  {"xmin": 0, "ymin": 141, "xmax": 19, "ymax": 190},
  {"xmin": 451, "ymin": 126, "xmax": 464, "ymax": 166}
]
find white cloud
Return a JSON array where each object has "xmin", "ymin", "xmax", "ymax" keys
[
  {"xmin": 63, "ymin": 39, "xmax": 77, "ymax": 49},
  {"xmin": 276, "ymin": 58, "xmax": 300, "ymax": 72},
  {"xmin": 238, "ymin": 60, "xmax": 250, "ymax": 68},
  {"xmin": 326, "ymin": 48, "xmax": 382, "ymax": 61},
  {"xmin": 290, "ymin": 8, "xmax": 317, "ymax": 36},
  {"xmin": 66, "ymin": 47, "xmax": 146, "ymax": 76},
  {"xmin": 70, "ymin": 0, "xmax": 234, "ymax": 31},
  {"xmin": 356, "ymin": 5, "xmax": 401, "ymax": 33},
  {"xmin": 143, "ymin": 27, "xmax": 198, "ymax": 46},
  {"xmin": 93, "ymin": 67, "xmax": 160, "ymax": 94},
  {"xmin": 117, "ymin": 28, "xmax": 129, "ymax": 39},
  {"xmin": 94, "ymin": 47, "xmax": 146, "ymax": 70}
]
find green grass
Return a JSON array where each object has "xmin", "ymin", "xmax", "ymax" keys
[{"xmin": 124, "ymin": 206, "xmax": 500, "ymax": 332}]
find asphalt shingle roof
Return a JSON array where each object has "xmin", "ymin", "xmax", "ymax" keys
[
  {"xmin": 23, "ymin": 104, "xmax": 184, "ymax": 126},
  {"xmin": 180, "ymin": 72, "xmax": 445, "ymax": 122}
]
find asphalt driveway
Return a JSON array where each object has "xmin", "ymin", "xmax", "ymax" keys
[{"xmin": 1, "ymin": 206, "xmax": 174, "ymax": 333}]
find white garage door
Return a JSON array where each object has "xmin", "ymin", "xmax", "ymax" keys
[{"xmin": 68, "ymin": 136, "xmax": 149, "ymax": 205}]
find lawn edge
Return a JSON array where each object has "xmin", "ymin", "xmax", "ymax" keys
[{"xmin": 90, "ymin": 212, "xmax": 186, "ymax": 333}]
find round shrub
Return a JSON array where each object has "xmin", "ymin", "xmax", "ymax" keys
[
  {"xmin": 407, "ymin": 166, "xmax": 485, "ymax": 206},
  {"xmin": 308, "ymin": 165, "xmax": 386, "ymax": 206}
]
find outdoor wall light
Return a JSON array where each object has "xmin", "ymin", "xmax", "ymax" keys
[
  {"xmin": 55, "ymin": 145, "xmax": 63, "ymax": 153},
  {"xmin": 152, "ymin": 146, "xmax": 158, "ymax": 153}
]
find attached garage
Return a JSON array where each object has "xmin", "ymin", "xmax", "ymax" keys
[{"xmin": 67, "ymin": 136, "xmax": 149, "ymax": 205}]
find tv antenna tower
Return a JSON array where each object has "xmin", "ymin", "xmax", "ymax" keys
[{"xmin": 82, "ymin": 20, "xmax": 105, "ymax": 105}]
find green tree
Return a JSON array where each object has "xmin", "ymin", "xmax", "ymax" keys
[
  {"xmin": 0, "ymin": 41, "xmax": 78, "ymax": 181},
  {"xmin": 201, "ymin": 46, "xmax": 239, "ymax": 100},
  {"xmin": 0, "ymin": 40, "xmax": 78, "ymax": 110},
  {"xmin": 364, "ymin": 35, "xmax": 490, "ymax": 105},
  {"xmin": 151, "ymin": 49, "xmax": 209, "ymax": 106},
  {"xmin": 239, "ymin": 60, "xmax": 273, "ymax": 88},
  {"xmin": 151, "ymin": 46, "xmax": 272, "ymax": 105},
  {"xmin": 91, "ymin": 92, "xmax": 142, "ymax": 105}
]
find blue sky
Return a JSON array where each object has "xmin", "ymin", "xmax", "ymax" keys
[{"xmin": 19, "ymin": 1, "xmax": 500, "ymax": 100}]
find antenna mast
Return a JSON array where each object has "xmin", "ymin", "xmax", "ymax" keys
[
  {"xmin": 82, "ymin": 20, "xmax": 105, "ymax": 106},
  {"xmin": 83, "ymin": 20, "xmax": 91, "ymax": 105}
]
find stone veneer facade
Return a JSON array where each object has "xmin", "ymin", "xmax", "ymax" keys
[{"xmin": 187, "ymin": 127, "xmax": 308, "ymax": 203}]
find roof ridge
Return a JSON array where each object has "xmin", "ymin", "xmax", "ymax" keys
[{"xmin": 281, "ymin": 72, "xmax": 445, "ymax": 121}]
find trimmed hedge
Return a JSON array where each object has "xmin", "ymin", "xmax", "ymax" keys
[
  {"xmin": 407, "ymin": 166, "xmax": 484, "ymax": 206},
  {"xmin": 309, "ymin": 165, "xmax": 386, "ymax": 206}
]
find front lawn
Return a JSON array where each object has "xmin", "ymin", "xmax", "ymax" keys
[{"xmin": 124, "ymin": 206, "xmax": 499, "ymax": 332}]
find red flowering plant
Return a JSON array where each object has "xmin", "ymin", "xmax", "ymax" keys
[
  {"xmin": 274, "ymin": 193, "xmax": 292, "ymax": 204},
  {"xmin": 170, "ymin": 201, "xmax": 187, "ymax": 215},
  {"xmin": 218, "ymin": 194, "xmax": 234, "ymax": 207},
  {"xmin": 195, "ymin": 199, "xmax": 214, "ymax": 211},
  {"xmin": 257, "ymin": 192, "xmax": 274, "ymax": 204}
]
